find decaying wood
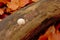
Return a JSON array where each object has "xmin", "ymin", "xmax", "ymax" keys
[{"xmin": 0, "ymin": 0, "xmax": 60, "ymax": 40}]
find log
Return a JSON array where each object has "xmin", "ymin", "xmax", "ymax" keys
[{"xmin": 0, "ymin": 0, "xmax": 60, "ymax": 40}]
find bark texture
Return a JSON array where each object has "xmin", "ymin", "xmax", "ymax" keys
[{"xmin": 0, "ymin": 0, "xmax": 60, "ymax": 40}]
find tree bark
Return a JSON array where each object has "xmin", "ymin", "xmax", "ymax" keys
[{"xmin": 0, "ymin": 0, "xmax": 60, "ymax": 40}]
